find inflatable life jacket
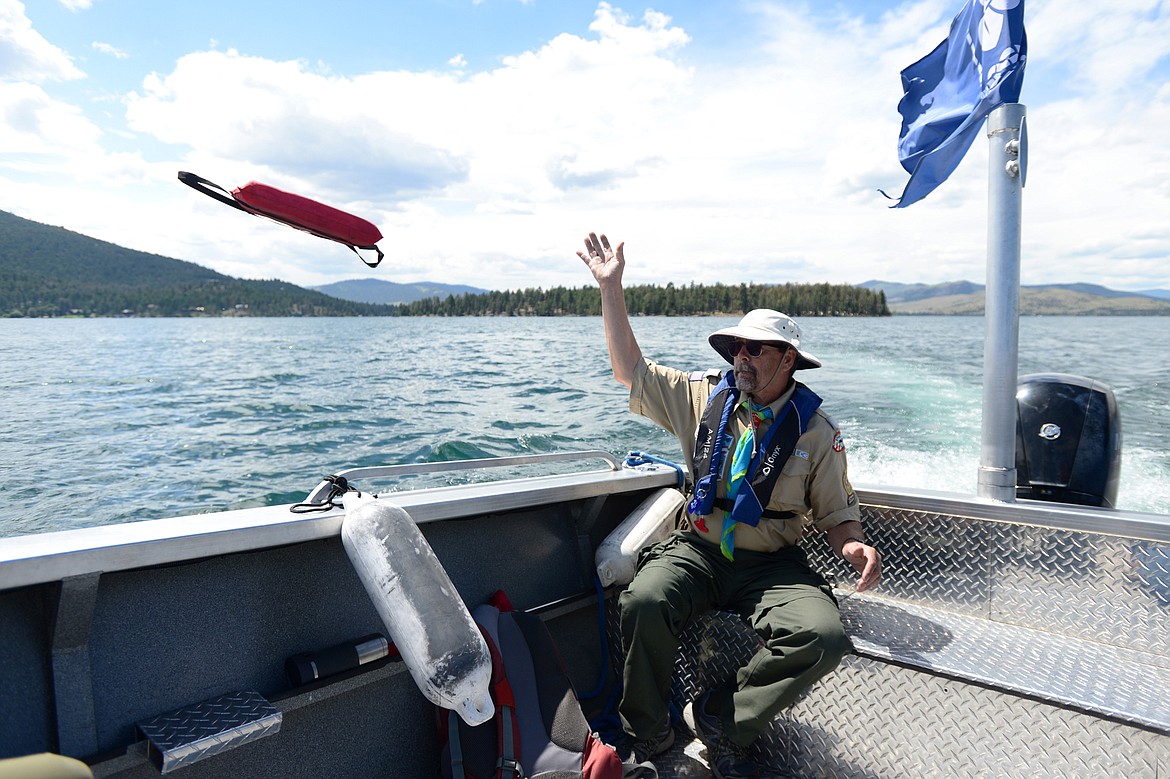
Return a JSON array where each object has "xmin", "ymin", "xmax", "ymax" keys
[
  {"xmin": 687, "ymin": 372, "xmax": 822, "ymax": 528},
  {"xmin": 178, "ymin": 171, "xmax": 385, "ymax": 267}
]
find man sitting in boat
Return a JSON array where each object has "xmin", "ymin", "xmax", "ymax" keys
[{"xmin": 577, "ymin": 232, "xmax": 882, "ymax": 779}]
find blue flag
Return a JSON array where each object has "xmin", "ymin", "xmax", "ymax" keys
[{"xmin": 887, "ymin": 0, "xmax": 1027, "ymax": 208}]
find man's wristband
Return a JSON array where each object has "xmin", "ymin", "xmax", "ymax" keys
[{"xmin": 841, "ymin": 536, "xmax": 866, "ymax": 553}]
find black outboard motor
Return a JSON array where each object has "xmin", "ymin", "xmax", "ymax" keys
[{"xmin": 1015, "ymin": 373, "xmax": 1121, "ymax": 507}]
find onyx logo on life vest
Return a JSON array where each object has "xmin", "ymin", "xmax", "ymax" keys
[{"xmin": 759, "ymin": 440, "xmax": 785, "ymax": 478}]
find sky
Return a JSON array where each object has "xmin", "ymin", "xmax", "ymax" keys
[{"xmin": 2, "ymin": 0, "xmax": 1169, "ymax": 293}]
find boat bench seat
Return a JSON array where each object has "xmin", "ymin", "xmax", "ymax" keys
[
  {"xmin": 651, "ymin": 587, "xmax": 1170, "ymax": 737},
  {"xmin": 641, "ymin": 503, "xmax": 1170, "ymax": 736},
  {"xmin": 837, "ymin": 591, "xmax": 1170, "ymax": 733},
  {"xmin": 639, "ymin": 582, "xmax": 1170, "ymax": 779},
  {"xmin": 806, "ymin": 502, "xmax": 1170, "ymax": 735}
]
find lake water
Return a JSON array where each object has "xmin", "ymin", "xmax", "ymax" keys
[{"xmin": 1, "ymin": 315, "xmax": 1167, "ymax": 537}]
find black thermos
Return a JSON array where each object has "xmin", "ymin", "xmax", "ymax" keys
[{"xmin": 285, "ymin": 633, "xmax": 391, "ymax": 687}]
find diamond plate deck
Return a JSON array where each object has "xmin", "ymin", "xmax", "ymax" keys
[
  {"xmin": 781, "ymin": 655, "xmax": 1169, "ymax": 779},
  {"xmin": 605, "ymin": 501, "xmax": 1170, "ymax": 778}
]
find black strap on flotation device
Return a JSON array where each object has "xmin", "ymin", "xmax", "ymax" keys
[
  {"xmin": 179, "ymin": 171, "xmax": 249, "ymax": 213},
  {"xmin": 711, "ymin": 499, "xmax": 795, "ymax": 520},
  {"xmin": 178, "ymin": 171, "xmax": 385, "ymax": 268}
]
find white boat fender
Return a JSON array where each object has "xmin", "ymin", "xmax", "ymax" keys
[
  {"xmin": 340, "ymin": 492, "xmax": 494, "ymax": 726},
  {"xmin": 594, "ymin": 488, "xmax": 685, "ymax": 588}
]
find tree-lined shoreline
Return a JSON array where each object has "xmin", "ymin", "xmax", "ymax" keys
[{"xmin": 396, "ymin": 283, "xmax": 889, "ymax": 317}]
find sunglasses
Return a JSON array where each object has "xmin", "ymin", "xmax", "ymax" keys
[{"xmin": 730, "ymin": 339, "xmax": 785, "ymax": 357}]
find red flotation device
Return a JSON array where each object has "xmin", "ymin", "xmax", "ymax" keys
[{"xmin": 178, "ymin": 171, "xmax": 385, "ymax": 268}]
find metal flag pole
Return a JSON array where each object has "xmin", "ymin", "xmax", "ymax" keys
[{"xmin": 978, "ymin": 102, "xmax": 1028, "ymax": 501}]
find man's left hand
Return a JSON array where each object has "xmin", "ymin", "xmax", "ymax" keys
[{"xmin": 841, "ymin": 539, "xmax": 881, "ymax": 592}]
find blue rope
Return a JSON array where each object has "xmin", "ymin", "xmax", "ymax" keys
[
  {"xmin": 579, "ymin": 574, "xmax": 611, "ymax": 701},
  {"xmin": 580, "ymin": 574, "xmax": 626, "ymax": 747},
  {"xmin": 582, "ymin": 457, "xmax": 687, "ymax": 750},
  {"xmin": 579, "ymin": 574, "xmax": 684, "ymax": 753},
  {"xmin": 624, "ymin": 451, "xmax": 685, "ymax": 489}
]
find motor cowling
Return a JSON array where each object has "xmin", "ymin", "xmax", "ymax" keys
[{"xmin": 1014, "ymin": 373, "xmax": 1121, "ymax": 507}]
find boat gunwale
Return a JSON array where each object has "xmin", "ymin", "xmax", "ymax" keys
[
  {"xmin": 0, "ymin": 464, "xmax": 677, "ymax": 590},
  {"xmin": 856, "ymin": 484, "xmax": 1170, "ymax": 542},
  {"xmin": 2, "ymin": 472, "xmax": 1167, "ymax": 591}
]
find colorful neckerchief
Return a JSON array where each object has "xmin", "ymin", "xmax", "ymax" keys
[{"xmin": 720, "ymin": 402, "xmax": 773, "ymax": 560}]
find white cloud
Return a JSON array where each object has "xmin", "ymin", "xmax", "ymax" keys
[
  {"xmin": 58, "ymin": 0, "xmax": 92, "ymax": 10},
  {"xmin": 92, "ymin": 41, "xmax": 128, "ymax": 59},
  {"xmin": 126, "ymin": 51, "xmax": 471, "ymax": 202},
  {"xmin": 1, "ymin": 0, "xmax": 85, "ymax": 81},
  {"xmin": 1031, "ymin": 2, "xmax": 1170, "ymax": 95},
  {"xmin": 0, "ymin": 81, "xmax": 101, "ymax": 153}
]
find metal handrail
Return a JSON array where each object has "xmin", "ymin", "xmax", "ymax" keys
[{"xmin": 303, "ymin": 450, "xmax": 622, "ymax": 504}]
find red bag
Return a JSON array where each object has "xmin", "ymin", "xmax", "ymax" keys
[{"xmin": 179, "ymin": 171, "xmax": 384, "ymax": 267}]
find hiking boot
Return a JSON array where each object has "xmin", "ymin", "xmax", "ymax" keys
[
  {"xmin": 709, "ymin": 735, "xmax": 759, "ymax": 779},
  {"xmin": 683, "ymin": 691, "xmax": 759, "ymax": 779},
  {"xmin": 683, "ymin": 689, "xmax": 723, "ymax": 746},
  {"xmin": 627, "ymin": 719, "xmax": 675, "ymax": 763}
]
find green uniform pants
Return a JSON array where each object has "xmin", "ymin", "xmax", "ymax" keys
[{"xmin": 618, "ymin": 531, "xmax": 852, "ymax": 747}]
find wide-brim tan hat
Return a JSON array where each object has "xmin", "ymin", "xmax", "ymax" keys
[{"xmin": 708, "ymin": 309, "xmax": 822, "ymax": 370}]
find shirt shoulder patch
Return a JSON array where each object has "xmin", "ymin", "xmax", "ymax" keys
[
  {"xmin": 689, "ymin": 369, "xmax": 722, "ymax": 382},
  {"xmin": 832, "ymin": 431, "xmax": 846, "ymax": 452}
]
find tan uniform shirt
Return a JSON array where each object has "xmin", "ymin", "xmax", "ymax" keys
[{"xmin": 630, "ymin": 357, "xmax": 860, "ymax": 553}]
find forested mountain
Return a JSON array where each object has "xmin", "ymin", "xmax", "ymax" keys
[{"xmin": 0, "ymin": 210, "xmax": 392, "ymax": 317}]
